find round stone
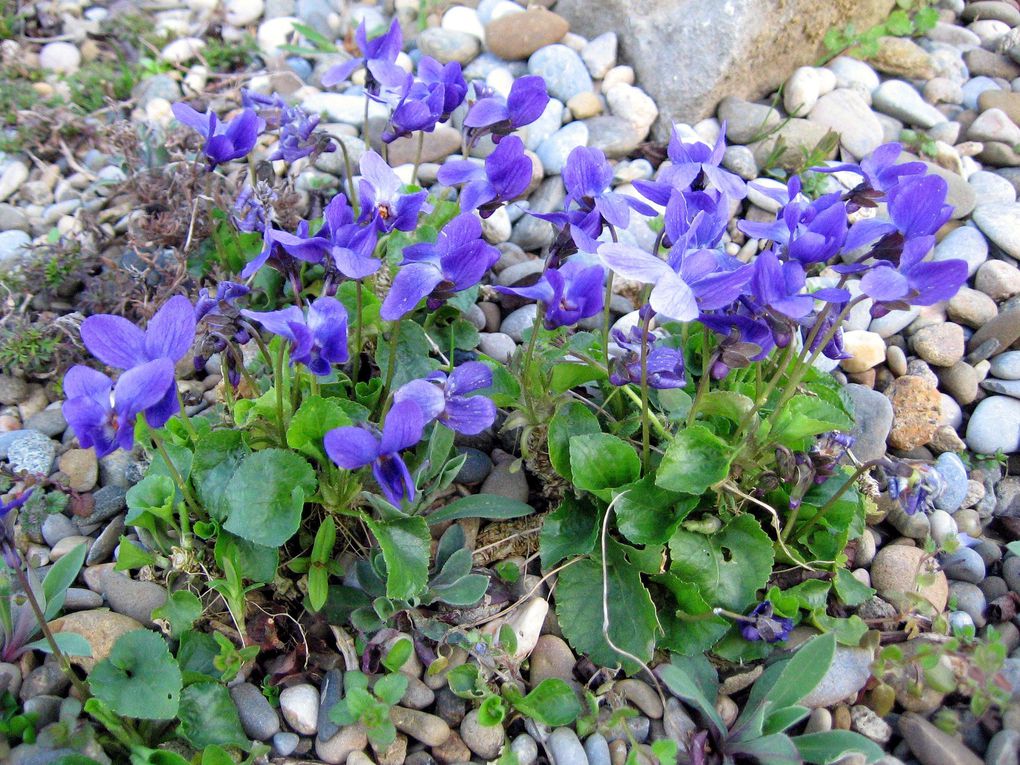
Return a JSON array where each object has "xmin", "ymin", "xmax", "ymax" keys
[
  {"xmin": 870, "ymin": 545, "xmax": 949, "ymax": 612},
  {"xmin": 39, "ymin": 42, "xmax": 81, "ymax": 74}
]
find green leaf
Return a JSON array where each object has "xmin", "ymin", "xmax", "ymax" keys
[
  {"xmin": 1007, "ymin": 541, "xmax": 1020, "ymax": 557},
  {"xmin": 367, "ymin": 516, "xmax": 430, "ymax": 600},
  {"xmin": 699, "ymin": 390, "xmax": 755, "ymax": 423},
  {"xmin": 430, "ymin": 574, "xmax": 490, "ymax": 606},
  {"xmin": 214, "ymin": 533, "xmax": 279, "ymax": 583},
  {"xmin": 176, "ymin": 682, "xmax": 248, "ymax": 749},
  {"xmin": 569, "ymin": 433, "xmax": 640, "ymax": 494},
  {"xmin": 447, "ymin": 664, "xmax": 485, "ymax": 699},
  {"xmin": 125, "ymin": 475, "xmax": 177, "ymax": 528},
  {"xmin": 763, "ymin": 706, "xmax": 810, "ymax": 736},
  {"xmin": 769, "ymin": 633, "xmax": 836, "ymax": 709},
  {"xmin": 147, "ymin": 442, "xmax": 193, "ymax": 485},
  {"xmin": 555, "ymin": 540, "xmax": 659, "ymax": 674},
  {"xmin": 288, "ymin": 396, "xmax": 352, "ymax": 462},
  {"xmin": 151, "ymin": 591, "xmax": 202, "ymax": 638},
  {"xmin": 653, "ymin": 575, "xmax": 728, "ymax": 655},
  {"xmin": 615, "ymin": 476, "xmax": 696, "ymax": 546},
  {"xmin": 426, "ymin": 494, "xmax": 533, "ymax": 525},
  {"xmin": 771, "ymin": 397, "xmax": 852, "ymax": 449},
  {"xmin": 547, "ymin": 402, "xmax": 600, "ymax": 481},
  {"xmin": 223, "ymin": 449, "xmax": 316, "ymax": 547},
  {"xmin": 374, "ymin": 673, "xmax": 409, "ymax": 706},
  {"xmin": 114, "ymin": 537, "xmax": 156, "ymax": 572},
  {"xmin": 814, "ymin": 613, "xmax": 869, "ymax": 645},
  {"xmin": 657, "ymin": 662, "xmax": 725, "ymax": 736},
  {"xmin": 382, "ymin": 638, "xmax": 412, "ymax": 674},
  {"xmin": 668, "ymin": 514, "xmax": 773, "ymax": 611},
  {"xmin": 43, "ymin": 541, "xmax": 86, "ymax": 619},
  {"xmin": 792, "ymin": 731, "xmax": 884, "ymax": 764},
  {"xmin": 551, "ymin": 363, "xmax": 605, "ymax": 394},
  {"xmin": 89, "ymin": 630, "xmax": 182, "ymax": 720},
  {"xmin": 375, "ymin": 321, "xmax": 441, "ymax": 390},
  {"xmin": 656, "ymin": 425, "xmax": 732, "ymax": 494},
  {"xmin": 199, "ymin": 745, "xmax": 235, "ymax": 765},
  {"xmin": 191, "ymin": 430, "xmax": 249, "ymax": 522},
  {"xmin": 512, "ymin": 679, "xmax": 582, "ymax": 727},
  {"xmin": 726, "ymin": 733, "xmax": 801, "ymax": 765},
  {"xmin": 25, "ymin": 631, "xmax": 92, "ymax": 657},
  {"xmin": 539, "ymin": 495, "xmax": 599, "ymax": 569},
  {"xmin": 478, "ymin": 694, "xmax": 507, "ymax": 726},
  {"xmin": 833, "ymin": 568, "xmax": 875, "ymax": 607},
  {"xmin": 884, "ymin": 9, "xmax": 913, "ymax": 35}
]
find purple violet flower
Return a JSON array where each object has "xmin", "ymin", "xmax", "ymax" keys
[
  {"xmin": 321, "ymin": 18, "xmax": 405, "ymax": 97},
  {"xmin": 195, "ymin": 282, "xmax": 250, "ymax": 324},
  {"xmin": 750, "ymin": 249, "xmax": 850, "ymax": 320},
  {"xmin": 242, "ymin": 297, "xmax": 349, "ymax": 377},
  {"xmin": 883, "ymin": 459, "xmax": 945, "ymax": 516},
  {"xmin": 636, "ymin": 122, "xmax": 746, "ymax": 203},
  {"xmin": 495, "ymin": 259, "xmax": 605, "ymax": 330},
  {"xmin": 608, "ymin": 326, "xmax": 687, "ymax": 389},
  {"xmin": 171, "ymin": 102, "xmax": 260, "ymax": 168},
  {"xmin": 437, "ymin": 135, "xmax": 532, "ymax": 218},
  {"xmin": 269, "ymin": 103, "xmax": 335, "ymax": 162},
  {"xmin": 859, "ymin": 235, "xmax": 968, "ymax": 313},
  {"xmin": 740, "ymin": 601, "xmax": 794, "ymax": 643},
  {"xmin": 359, "ymin": 151, "xmax": 429, "ymax": 232},
  {"xmin": 62, "ymin": 362, "xmax": 177, "ymax": 457},
  {"xmin": 324, "ymin": 399, "xmax": 424, "ymax": 505},
  {"xmin": 418, "ymin": 57, "xmax": 467, "ymax": 121},
  {"xmin": 380, "ymin": 213, "xmax": 500, "ymax": 320},
  {"xmin": 77, "ymin": 295, "xmax": 196, "ymax": 427},
  {"xmin": 820, "ymin": 142, "xmax": 926, "ymax": 200},
  {"xmin": 393, "ymin": 362, "xmax": 496, "ymax": 435},
  {"xmin": 561, "ymin": 145, "xmax": 655, "ymax": 229},
  {"xmin": 382, "ymin": 72, "xmax": 447, "ymax": 143},
  {"xmin": 662, "ymin": 188, "xmax": 729, "ymax": 253},
  {"xmin": 463, "ymin": 76, "xmax": 549, "ymax": 146},
  {"xmin": 843, "ymin": 173, "xmax": 953, "ymax": 257}
]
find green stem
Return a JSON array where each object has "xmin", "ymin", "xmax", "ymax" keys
[
  {"xmin": 175, "ymin": 386, "xmax": 199, "ymax": 441},
  {"xmin": 149, "ymin": 429, "xmax": 196, "ymax": 550},
  {"xmin": 790, "ymin": 459, "xmax": 881, "ymax": 541},
  {"xmin": 11, "ymin": 564, "xmax": 91, "ymax": 701},
  {"xmin": 686, "ymin": 324, "xmax": 713, "ymax": 428},
  {"xmin": 620, "ymin": 385, "xmax": 670, "ymax": 440},
  {"xmin": 381, "ymin": 320, "xmax": 402, "ymax": 417},
  {"xmin": 219, "ymin": 355, "xmax": 235, "ymax": 416},
  {"xmin": 274, "ymin": 340, "xmax": 288, "ymax": 446},
  {"xmin": 353, "ymin": 280, "xmax": 364, "ymax": 383},
  {"xmin": 521, "ymin": 304, "xmax": 545, "ymax": 417},
  {"xmin": 338, "ymin": 138, "xmax": 358, "ymax": 215},
  {"xmin": 602, "ymin": 224, "xmax": 620, "ymax": 365}
]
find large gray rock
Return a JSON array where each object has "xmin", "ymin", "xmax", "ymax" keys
[{"xmin": 554, "ymin": 0, "xmax": 896, "ymax": 138}]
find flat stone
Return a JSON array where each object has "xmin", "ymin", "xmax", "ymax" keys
[
  {"xmin": 977, "ymin": 259, "xmax": 1020, "ymax": 301},
  {"xmin": 418, "ymin": 28, "xmax": 480, "ymax": 65},
  {"xmin": 966, "ymin": 395, "xmax": 1020, "ymax": 453},
  {"xmin": 584, "ymin": 116, "xmax": 643, "ymax": 158},
  {"xmin": 717, "ymin": 96, "xmax": 782, "ymax": 144},
  {"xmin": 886, "ymin": 375, "xmax": 941, "ymax": 449},
  {"xmin": 933, "ymin": 225, "xmax": 988, "ymax": 277},
  {"xmin": 231, "ymin": 682, "xmax": 281, "ymax": 741},
  {"xmin": 800, "ymin": 647, "xmax": 874, "ymax": 708},
  {"xmin": 844, "ymin": 383, "xmax": 894, "ymax": 463},
  {"xmin": 870, "ymin": 545, "xmax": 949, "ymax": 612},
  {"xmin": 528, "ymin": 44, "xmax": 593, "ymax": 102},
  {"xmin": 6, "ymin": 431, "xmax": 57, "ymax": 475},
  {"xmin": 808, "ymin": 88, "xmax": 883, "ymax": 159},
  {"xmin": 967, "ymin": 305, "xmax": 1020, "ymax": 354},
  {"xmin": 48, "ymin": 609, "xmax": 143, "ymax": 671},
  {"xmin": 871, "ymin": 36, "xmax": 935, "ymax": 79},
  {"xmin": 873, "ymin": 80, "xmax": 947, "ymax": 129},
  {"xmin": 99, "ymin": 570, "xmax": 167, "ymax": 627},
  {"xmin": 899, "ymin": 712, "xmax": 982, "ymax": 765},
  {"xmin": 485, "ymin": 8, "xmax": 569, "ymax": 61}
]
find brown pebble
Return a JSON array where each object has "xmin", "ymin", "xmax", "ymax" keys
[{"xmin": 833, "ymin": 704, "xmax": 852, "ymax": 730}]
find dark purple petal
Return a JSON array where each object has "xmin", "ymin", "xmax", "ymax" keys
[
  {"xmin": 144, "ymin": 295, "xmax": 196, "ymax": 363},
  {"xmin": 464, "ymin": 98, "xmax": 510, "ymax": 128},
  {"xmin": 447, "ymin": 361, "xmax": 492, "ymax": 395},
  {"xmin": 325, "ymin": 426, "xmax": 380, "ymax": 469},
  {"xmin": 441, "ymin": 395, "xmax": 496, "ymax": 435},
  {"xmin": 380, "ymin": 399, "xmax": 425, "ymax": 454},
  {"xmin": 114, "ymin": 358, "xmax": 176, "ymax": 426},
  {"xmin": 506, "ymin": 76, "xmax": 549, "ymax": 127},
  {"xmin": 80, "ymin": 315, "xmax": 148, "ymax": 370},
  {"xmin": 380, "ymin": 263, "xmax": 444, "ymax": 321},
  {"xmin": 307, "ymin": 297, "xmax": 349, "ymax": 367},
  {"xmin": 372, "ymin": 453, "xmax": 415, "ymax": 505}
]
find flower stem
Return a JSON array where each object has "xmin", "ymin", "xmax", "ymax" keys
[
  {"xmin": 11, "ymin": 564, "xmax": 91, "ymax": 701},
  {"xmin": 381, "ymin": 320, "xmax": 402, "ymax": 416},
  {"xmin": 411, "ymin": 131, "xmax": 424, "ymax": 186},
  {"xmin": 149, "ymin": 429, "xmax": 196, "ymax": 550},
  {"xmin": 789, "ymin": 459, "xmax": 881, "ymax": 541},
  {"xmin": 521, "ymin": 304, "xmax": 545, "ymax": 417},
  {"xmin": 274, "ymin": 340, "xmax": 288, "ymax": 445},
  {"xmin": 338, "ymin": 138, "xmax": 358, "ymax": 216},
  {"xmin": 686, "ymin": 325, "xmax": 713, "ymax": 428},
  {"xmin": 353, "ymin": 280, "xmax": 364, "ymax": 383},
  {"xmin": 174, "ymin": 385, "xmax": 199, "ymax": 442}
]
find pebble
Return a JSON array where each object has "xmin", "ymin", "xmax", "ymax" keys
[
  {"xmin": 316, "ymin": 669, "xmax": 343, "ymax": 742},
  {"xmin": 949, "ymin": 581, "xmax": 987, "ymax": 627},
  {"xmin": 41, "ymin": 513, "xmax": 78, "ymax": 547},
  {"xmin": 977, "ymin": 260, "xmax": 1020, "ymax": 301},
  {"xmin": 886, "ymin": 374, "xmax": 942, "ymax": 450},
  {"xmin": 1004, "ymin": 556, "xmax": 1020, "ymax": 593},
  {"xmin": 512, "ymin": 734, "xmax": 540, "ymax": 765},
  {"xmin": 606, "ymin": 84, "xmax": 658, "ymax": 140},
  {"xmin": 873, "ymin": 80, "xmax": 947, "ymax": 128},
  {"xmin": 841, "ymin": 330, "xmax": 886, "ymax": 372},
  {"xmin": 872, "ymin": 36, "xmax": 935, "ymax": 79},
  {"xmin": 280, "ymin": 683, "xmax": 319, "ymax": 736},
  {"xmin": 6, "ymin": 431, "xmax": 57, "ymax": 475},
  {"xmin": 800, "ymin": 647, "xmax": 874, "ymax": 708},
  {"xmin": 967, "ymin": 395, "xmax": 1020, "ymax": 453},
  {"xmin": 57, "ymin": 448, "xmax": 98, "ymax": 492},
  {"xmin": 934, "ymin": 452, "xmax": 969, "ymax": 512},
  {"xmin": 934, "ymin": 225, "xmax": 989, "ymax": 277},
  {"xmin": 502, "ymin": 596, "xmax": 548, "ymax": 660},
  {"xmin": 899, "ymin": 712, "xmax": 983, "ymax": 765},
  {"xmin": 549, "ymin": 727, "xmax": 589, "ymax": 765},
  {"xmin": 161, "ymin": 37, "xmax": 205, "ymax": 64},
  {"xmin": 390, "ymin": 707, "xmax": 451, "ymax": 746},
  {"xmin": 870, "ymin": 545, "xmax": 949, "ymax": 611},
  {"xmin": 486, "ymin": 8, "xmax": 569, "ymax": 61},
  {"xmin": 584, "ymin": 733, "xmax": 611, "ymax": 765},
  {"xmin": 851, "ymin": 705, "xmax": 892, "ymax": 744},
  {"xmin": 912, "ymin": 323, "xmax": 965, "ymax": 367},
  {"xmin": 536, "ymin": 121, "xmax": 590, "ymax": 174},
  {"xmin": 985, "ymin": 729, "xmax": 1020, "ymax": 765},
  {"xmin": 528, "ymin": 45, "xmax": 594, "ymax": 102},
  {"xmin": 529, "ymin": 634, "xmax": 576, "ymax": 685},
  {"xmin": 226, "ymin": 0, "xmax": 264, "ymax": 26},
  {"xmin": 948, "ymin": 288, "xmax": 998, "ymax": 328},
  {"xmin": 478, "ymin": 332, "xmax": 516, "ymax": 362},
  {"xmin": 418, "ymin": 28, "xmax": 480, "ymax": 65},
  {"xmin": 617, "ymin": 679, "xmax": 663, "ymax": 719},
  {"xmin": 315, "ymin": 725, "xmax": 368, "ymax": 764},
  {"xmin": 272, "ymin": 731, "xmax": 300, "ymax": 757},
  {"xmin": 942, "ymin": 546, "xmax": 987, "ymax": 584},
  {"xmin": 971, "ymin": 171, "xmax": 1018, "ymax": 207},
  {"xmin": 808, "ymin": 88, "xmax": 883, "ymax": 158},
  {"xmin": 584, "ymin": 115, "xmax": 643, "ymax": 158},
  {"xmin": 973, "ymin": 203, "xmax": 1020, "ymax": 259},
  {"xmin": 301, "ymin": 92, "xmax": 388, "ymax": 126},
  {"xmin": 460, "ymin": 708, "xmax": 504, "ymax": 759},
  {"xmin": 39, "ymin": 42, "xmax": 82, "ymax": 74},
  {"xmin": 231, "ymin": 682, "xmax": 281, "ymax": 741},
  {"xmin": 47, "ymin": 609, "xmax": 142, "ymax": 671},
  {"xmin": 443, "ymin": 5, "xmax": 485, "ymax": 41},
  {"xmin": 717, "ymin": 97, "xmax": 781, "ymax": 144},
  {"xmin": 581, "ymin": 32, "xmax": 617, "ymax": 79},
  {"xmin": 0, "ymin": 375, "xmax": 27, "ymax": 405},
  {"xmin": 99, "ymin": 570, "xmax": 168, "ymax": 627}
]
